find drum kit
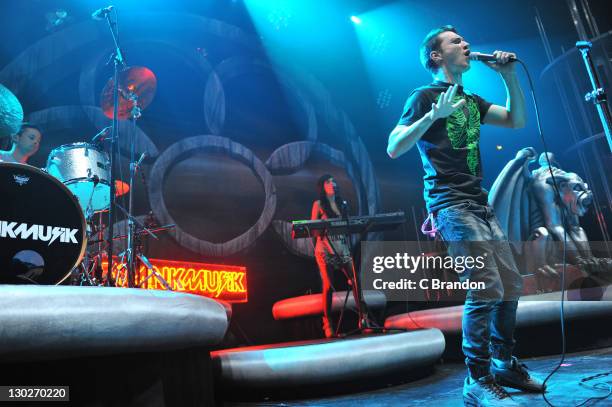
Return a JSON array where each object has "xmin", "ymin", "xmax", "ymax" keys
[{"xmin": 0, "ymin": 67, "xmax": 174, "ymax": 287}]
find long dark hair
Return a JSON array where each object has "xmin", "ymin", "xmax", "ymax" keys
[{"xmin": 317, "ymin": 174, "xmax": 346, "ymax": 218}]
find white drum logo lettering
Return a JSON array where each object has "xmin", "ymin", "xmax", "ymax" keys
[{"xmin": 0, "ymin": 220, "xmax": 79, "ymax": 245}]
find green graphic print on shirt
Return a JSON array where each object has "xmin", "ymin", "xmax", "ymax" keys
[{"xmin": 435, "ymin": 93, "xmax": 481, "ymax": 175}]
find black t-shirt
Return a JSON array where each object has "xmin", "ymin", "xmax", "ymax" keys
[{"xmin": 397, "ymin": 80, "xmax": 493, "ymax": 213}]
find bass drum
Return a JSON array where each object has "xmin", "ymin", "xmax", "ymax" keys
[{"xmin": 0, "ymin": 163, "xmax": 87, "ymax": 284}]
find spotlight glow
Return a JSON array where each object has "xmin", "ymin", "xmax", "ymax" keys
[{"xmin": 350, "ymin": 15, "xmax": 362, "ymax": 24}]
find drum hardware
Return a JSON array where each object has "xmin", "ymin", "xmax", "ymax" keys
[
  {"xmin": 87, "ymin": 223, "xmax": 176, "ymax": 245},
  {"xmin": 98, "ymin": 64, "xmax": 157, "ymax": 287},
  {"xmin": 112, "ymin": 213, "xmax": 174, "ymax": 290},
  {"xmin": 84, "ymin": 175, "xmax": 100, "ymax": 219},
  {"xmin": 113, "ymin": 201, "xmax": 164, "ymax": 289},
  {"xmin": 63, "ymin": 211, "xmax": 102, "ymax": 286},
  {"xmin": 91, "ymin": 126, "xmax": 112, "ymax": 145},
  {"xmin": 136, "ymin": 256, "xmax": 179, "ymax": 290},
  {"xmin": 114, "ymin": 202, "xmax": 160, "ymax": 241},
  {"xmin": 72, "ymin": 255, "xmax": 98, "ymax": 286},
  {"xmin": 125, "ymin": 111, "xmax": 146, "ymax": 287},
  {"xmin": 114, "ymin": 252, "xmax": 175, "ymax": 291},
  {"xmin": 71, "ymin": 215, "xmax": 175, "ymax": 288},
  {"xmin": 134, "ymin": 215, "xmax": 176, "ymax": 290}
]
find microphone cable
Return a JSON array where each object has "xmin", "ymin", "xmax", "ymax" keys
[{"xmin": 514, "ymin": 57, "xmax": 570, "ymax": 407}]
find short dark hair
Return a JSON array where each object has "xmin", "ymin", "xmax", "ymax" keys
[
  {"xmin": 9, "ymin": 122, "xmax": 42, "ymax": 147},
  {"xmin": 419, "ymin": 25, "xmax": 457, "ymax": 74},
  {"xmin": 17, "ymin": 122, "xmax": 42, "ymax": 136}
]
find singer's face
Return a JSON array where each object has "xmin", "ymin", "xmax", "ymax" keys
[
  {"xmin": 323, "ymin": 178, "xmax": 337, "ymax": 196},
  {"xmin": 437, "ymin": 31, "xmax": 471, "ymax": 73}
]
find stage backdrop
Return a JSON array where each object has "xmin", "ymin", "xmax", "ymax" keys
[{"xmin": 1, "ymin": 0, "xmax": 610, "ymax": 344}]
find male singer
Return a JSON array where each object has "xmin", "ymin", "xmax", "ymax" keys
[{"xmin": 387, "ymin": 26, "xmax": 544, "ymax": 407}]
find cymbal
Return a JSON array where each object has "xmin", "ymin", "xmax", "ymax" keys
[
  {"xmin": 0, "ymin": 83, "xmax": 24, "ymax": 138},
  {"xmin": 101, "ymin": 66, "xmax": 157, "ymax": 120},
  {"xmin": 115, "ymin": 180, "xmax": 130, "ymax": 197}
]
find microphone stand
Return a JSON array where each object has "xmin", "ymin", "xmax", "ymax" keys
[
  {"xmin": 102, "ymin": 8, "xmax": 124, "ymax": 286},
  {"xmin": 576, "ymin": 41, "xmax": 612, "ymax": 153},
  {"xmin": 341, "ymin": 204, "xmax": 377, "ymax": 335},
  {"xmin": 331, "ymin": 201, "xmax": 379, "ymax": 337}
]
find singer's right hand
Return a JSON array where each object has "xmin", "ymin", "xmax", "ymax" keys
[
  {"xmin": 429, "ymin": 84, "xmax": 466, "ymax": 121},
  {"xmin": 483, "ymin": 50, "xmax": 517, "ymax": 75}
]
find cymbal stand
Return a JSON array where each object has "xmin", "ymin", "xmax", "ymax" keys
[
  {"xmin": 136, "ymin": 252, "xmax": 176, "ymax": 291},
  {"xmin": 131, "ymin": 185, "xmax": 176, "ymax": 291},
  {"xmin": 113, "ymin": 215, "xmax": 174, "ymax": 291},
  {"xmin": 113, "ymin": 200, "xmax": 159, "ymax": 281},
  {"xmin": 125, "ymin": 94, "xmax": 142, "ymax": 287},
  {"xmin": 114, "ymin": 148, "xmax": 175, "ymax": 291}
]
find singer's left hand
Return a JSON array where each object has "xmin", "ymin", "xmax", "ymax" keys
[{"xmin": 484, "ymin": 50, "xmax": 517, "ymax": 75}]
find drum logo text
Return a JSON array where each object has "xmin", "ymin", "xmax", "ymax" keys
[
  {"xmin": 0, "ymin": 220, "xmax": 79, "ymax": 245},
  {"xmin": 13, "ymin": 174, "xmax": 30, "ymax": 186}
]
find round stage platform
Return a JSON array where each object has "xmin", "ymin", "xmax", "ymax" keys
[
  {"xmin": 385, "ymin": 287, "xmax": 612, "ymax": 334},
  {"xmin": 211, "ymin": 328, "xmax": 445, "ymax": 390}
]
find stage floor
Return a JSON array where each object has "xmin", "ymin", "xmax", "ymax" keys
[{"xmin": 223, "ymin": 347, "xmax": 612, "ymax": 406}]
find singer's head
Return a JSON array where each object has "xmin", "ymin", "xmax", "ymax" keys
[
  {"xmin": 317, "ymin": 174, "xmax": 338, "ymax": 198},
  {"xmin": 420, "ymin": 25, "xmax": 471, "ymax": 76}
]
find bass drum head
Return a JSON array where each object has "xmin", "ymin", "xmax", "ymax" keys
[{"xmin": 0, "ymin": 163, "xmax": 86, "ymax": 284}]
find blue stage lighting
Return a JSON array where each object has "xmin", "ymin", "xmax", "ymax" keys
[{"xmin": 350, "ymin": 15, "xmax": 362, "ymax": 25}]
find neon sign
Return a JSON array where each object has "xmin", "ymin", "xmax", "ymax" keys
[{"xmin": 104, "ymin": 258, "xmax": 248, "ymax": 302}]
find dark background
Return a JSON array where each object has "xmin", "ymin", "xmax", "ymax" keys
[{"xmin": 1, "ymin": 0, "xmax": 611, "ymax": 345}]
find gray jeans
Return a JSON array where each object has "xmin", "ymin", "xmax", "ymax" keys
[{"xmin": 434, "ymin": 201, "xmax": 524, "ymax": 379}]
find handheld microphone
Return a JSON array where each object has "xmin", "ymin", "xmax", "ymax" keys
[
  {"xmin": 91, "ymin": 5, "xmax": 114, "ymax": 21},
  {"xmin": 468, "ymin": 52, "xmax": 517, "ymax": 62}
]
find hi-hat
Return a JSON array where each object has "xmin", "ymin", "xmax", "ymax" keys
[
  {"xmin": 0, "ymin": 83, "xmax": 24, "ymax": 138},
  {"xmin": 101, "ymin": 66, "xmax": 156, "ymax": 120}
]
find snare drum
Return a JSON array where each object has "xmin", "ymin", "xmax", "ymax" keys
[
  {"xmin": 46, "ymin": 142, "xmax": 111, "ymax": 215},
  {"xmin": 0, "ymin": 162, "xmax": 87, "ymax": 284}
]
